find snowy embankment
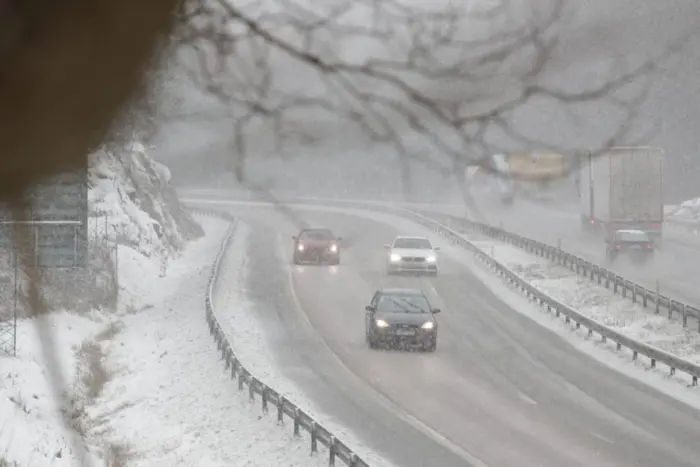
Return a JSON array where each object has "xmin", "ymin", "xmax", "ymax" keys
[
  {"xmin": 471, "ymin": 239, "xmax": 700, "ymax": 369},
  {"xmin": 0, "ymin": 144, "xmax": 335, "ymax": 466}
]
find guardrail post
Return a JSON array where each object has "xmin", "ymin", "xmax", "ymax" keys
[
  {"xmin": 238, "ymin": 370, "xmax": 245, "ymax": 391},
  {"xmin": 631, "ymin": 285, "xmax": 637, "ymax": 303},
  {"xmin": 262, "ymin": 387, "xmax": 268, "ymax": 413},
  {"xmin": 681, "ymin": 305, "xmax": 688, "ymax": 327},
  {"xmin": 693, "ymin": 376, "xmax": 698, "ymax": 386},
  {"xmin": 668, "ymin": 300, "xmax": 673, "ymax": 320},
  {"xmin": 277, "ymin": 396, "xmax": 285, "ymax": 424},
  {"xmin": 655, "ymin": 280, "xmax": 660, "ymax": 314},
  {"xmin": 556, "ymin": 238, "xmax": 561, "ymax": 263},
  {"xmin": 231, "ymin": 358, "xmax": 238, "ymax": 379},
  {"xmin": 310, "ymin": 422, "xmax": 318, "ymax": 453},
  {"xmin": 349, "ymin": 454, "xmax": 358, "ymax": 467},
  {"xmin": 328, "ymin": 436, "xmax": 336, "ymax": 466},
  {"xmin": 249, "ymin": 377, "xmax": 256, "ymax": 401},
  {"xmin": 293, "ymin": 408, "xmax": 301, "ymax": 436}
]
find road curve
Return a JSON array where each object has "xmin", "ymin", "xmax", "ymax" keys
[{"xmin": 206, "ymin": 201, "xmax": 700, "ymax": 467}]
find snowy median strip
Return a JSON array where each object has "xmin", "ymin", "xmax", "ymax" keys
[{"xmin": 472, "ymin": 239, "xmax": 700, "ymax": 368}]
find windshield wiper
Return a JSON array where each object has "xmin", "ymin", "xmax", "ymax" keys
[
  {"xmin": 392, "ymin": 298, "xmax": 426, "ymax": 313},
  {"xmin": 388, "ymin": 298, "xmax": 414, "ymax": 313}
]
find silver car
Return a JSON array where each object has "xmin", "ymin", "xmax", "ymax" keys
[{"xmin": 385, "ymin": 235, "xmax": 439, "ymax": 275}]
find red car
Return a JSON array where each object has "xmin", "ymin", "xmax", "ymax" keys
[{"xmin": 292, "ymin": 228, "xmax": 341, "ymax": 265}]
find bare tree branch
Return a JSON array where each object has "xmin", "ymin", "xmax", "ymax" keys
[{"xmin": 169, "ymin": 0, "xmax": 699, "ymax": 205}]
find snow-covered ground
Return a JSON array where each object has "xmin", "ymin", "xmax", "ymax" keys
[
  {"xmin": 213, "ymin": 221, "xmax": 395, "ymax": 467},
  {"xmin": 1, "ymin": 214, "xmax": 353, "ymax": 466},
  {"xmin": 470, "ymin": 239, "xmax": 700, "ymax": 367},
  {"xmin": 667, "ymin": 198, "xmax": 700, "ymax": 223},
  {"xmin": 2, "ymin": 143, "xmax": 358, "ymax": 466}
]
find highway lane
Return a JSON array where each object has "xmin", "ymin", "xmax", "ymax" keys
[
  {"xmin": 210, "ymin": 201, "xmax": 700, "ymax": 467},
  {"xmin": 225, "ymin": 210, "xmax": 472, "ymax": 467}
]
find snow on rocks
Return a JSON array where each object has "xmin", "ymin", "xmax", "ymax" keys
[
  {"xmin": 471, "ymin": 239, "xmax": 700, "ymax": 365},
  {"xmin": 89, "ymin": 143, "xmax": 201, "ymax": 260}
]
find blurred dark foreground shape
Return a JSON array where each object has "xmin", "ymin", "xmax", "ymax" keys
[{"xmin": 0, "ymin": 0, "xmax": 182, "ymax": 203}]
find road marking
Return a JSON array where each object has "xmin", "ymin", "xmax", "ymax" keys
[
  {"xmin": 275, "ymin": 230, "xmax": 492, "ymax": 467},
  {"xmin": 517, "ymin": 391, "xmax": 538, "ymax": 405},
  {"xmin": 590, "ymin": 432, "xmax": 614, "ymax": 444}
]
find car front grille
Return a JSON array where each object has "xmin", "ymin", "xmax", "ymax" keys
[{"xmin": 402, "ymin": 257, "xmax": 425, "ymax": 262}]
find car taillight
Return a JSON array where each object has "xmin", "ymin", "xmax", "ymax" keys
[
  {"xmin": 646, "ymin": 243, "xmax": 653, "ymax": 249},
  {"xmin": 615, "ymin": 244, "xmax": 621, "ymax": 250},
  {"xmin": 297, "ymin": 244, "xmax": 304, "ymax": 251},
  {"xmin": 651, "ymin": 223, "xmax": 661, "ymax": 229}
]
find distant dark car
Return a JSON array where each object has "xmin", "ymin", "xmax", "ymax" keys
[
  {"xmin": 606, "ymin": 229, "xmax": 654, "ymax": 264},
  {"xmin": 292, "ymin": 228, "xmax": 341, "ymax": 265},
  {"xmin": 365, "ymin": 288, "xmax": 440, "ymax": 352}
]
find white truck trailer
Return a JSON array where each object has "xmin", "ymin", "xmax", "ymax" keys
[{"xmin": 579, "ymin": 146, "xmax": 664, "ymax": 243}]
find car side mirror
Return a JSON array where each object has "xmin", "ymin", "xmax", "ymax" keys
[
  {"xmin": 292, "ymin": 236, "xmax": 297, "ymax": 240},
  {"xmin": 383, "ymin": 244, "xmax": 391, "ymax": 249},
  {"xmin": 433, "ymin": 247, "xmax": 441, "ymax": 251},
  {"xmin": 365, "ymin": 305, "xmax": 375, "ymax": 312},
  {"xmin": 337, "ymin": 236, "xmax": 343, "ymax": 241},
  {"xmin": 431, "ymin": 308, "xmax": 441, "ymax": 314}
]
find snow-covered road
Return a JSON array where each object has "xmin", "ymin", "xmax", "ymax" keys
[{"xmin": 187, "ymin": 197, "xmax": 700, "ymax": 467}]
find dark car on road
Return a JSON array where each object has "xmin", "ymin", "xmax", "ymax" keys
[
  {"xmin": 292, "ymin": 228, "xmax": 341, "ymax": 265},
  {"xmin": 606, "ymin": 229, "xmax": 655, "ymax": 264},
  {"xmin": 365, "ymin": 288, "xmax": 440, "ymax": 352}
]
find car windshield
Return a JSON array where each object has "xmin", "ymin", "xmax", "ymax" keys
[
  {"xmin": 393, "ymin": 238, "xmax": 432, "ymax": 249},
  {"xmin": 377, "ymin": 293, "xmax": 430, "ymax": 313},
  {"xmin": 617, "ymin": 231, "xmax": 650, "ymax": 242},
  {"xmin": 300, "ymin": 230, "xmax": 334, "ymax": 241}
]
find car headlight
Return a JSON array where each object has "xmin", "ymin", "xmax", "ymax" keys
[
  {"xmin": 390, "ymin": 253, "xmax": 401, "ymax": 262},
  {"xmin": 421, "ymin": 322, "xmax": 435, "ymax": 330},
  {"xmin": 375, "ymin": 319, "xmax": 390, "ymax": 328},
  {"xmin": 297, "ymin": 244, "xmax": 304, "ymax": 251},
  {"xmin": 330, "ymin": 244, "xmax": 337, "ymax": 252},
  {"xmin": 426, "ymin": 256, "xmax": 436, "ymax": 262}
]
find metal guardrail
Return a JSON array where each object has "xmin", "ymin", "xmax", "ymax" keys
[
  {"xmin": 666, "ymin": 218, "xmax": 700, "ymax": 237},
  {"xmin": 192, "ymin": 206, "xmax": 371, "ymax": 467},
  {"xmin": 185, "ymin": 198, "xmax": 700, "ymax": 388}
]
